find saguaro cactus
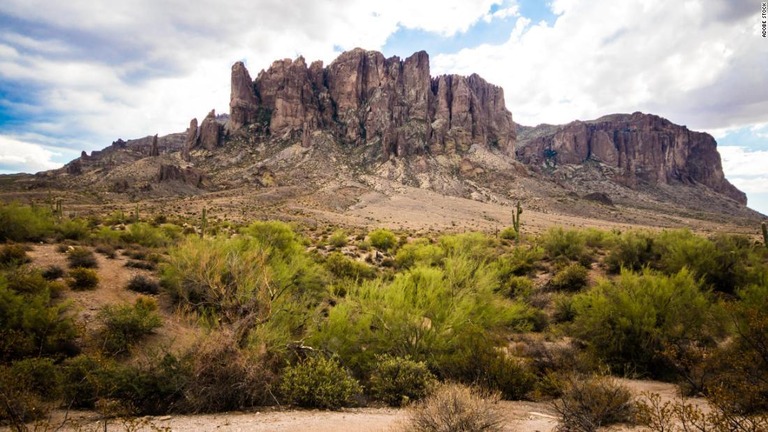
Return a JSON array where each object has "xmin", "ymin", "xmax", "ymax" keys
[
  {"xmin": 200, "ymin": 207, "xmax": 207, "ymax": 238},
  {"xmin": 762, "ymin": 221, "xmax": 768, "ymax": 249},
  {"xmin": 512, "ymin": 201, "xmax": 523, "ymax": 241}
]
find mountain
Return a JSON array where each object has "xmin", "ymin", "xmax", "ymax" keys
[{"xmin": 2, "ymin": 49, "xmax": 761, "ymax": 231}]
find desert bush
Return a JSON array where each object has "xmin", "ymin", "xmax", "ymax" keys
[
  {"xmin": 325, "ymin": 252, "xmax": 376, "ymax": 281},
  {"xmin": 503, "ymin": 275, "xmax": 535, "ymax": 299},
  {"xmin": 4, "ymin": 266, "xmax": 50, "ymax": 295},
  {"xmin": 125, "ymin": 259, "xmax": 157, "ymax": 270},
  {"xmin": 161, "ymin": 223, "xmax": 328, "ymax": 351},
  {"xmin": 498, "ymin": 244, "xmax": 545, "ymax": 277},
  {"xmin": 177, "ymin": 331, "xmax": 276, "ymax": 412},
  {"xmin": 0, "ymin": 276, "xmax": 78, "ymax": 361},
  {"xmin": 499, "ymin": 226, "xmax": 518, "ymax": 241},
  {"xmin": 0, "ymin": 357, "xmax": 62, "ymax": 422},
  {"xmin": 328, "ymin": 229, "xmax": 348, "ymax": 248},
  {"xmin": 67, "ymin": 267, "xmax": 99, "ymax": 290},
  {"xmin": 92, "ymin": 226, "xmax": 125, "ymax": 248},
  {"xmin": 549, "ymin": 263, "xmax": 589, "ymax": 292},
  {"xmin": 60, "ymin": 354, "xmax": 107, "ymax": 408},
  {"xmin": 126, "ymin": 274, "xmax": 160, "ymax": 294},
  {"xmin": 0, "ymin": 243, "xmax": 30, "ymax": 266},
  {"xmin": 55, "ymin": 218, "xmax": 91, "ymax": 241},
  {"xmin": 368, "ymin": 228, "xmax": 398, "ymax": 251},
  {"xmin": 121, "ymin": 222, "xmax": 173, "ymax": 248},
  {"xmin": 541, "ymin": 227, "xmax": 588, "ymax": 263},
  {"xmin": 97, "ymin": 296, "xmax": 162, "ymax": 356},
  {"xmin": 67, "ymin": 246, "xmax": 98, "ymax": 268},
  {"xmin": 635, "ymin": 392, "xmax": 768, "ymax": 432},
  {"xmin": 94, "ymin": 243, "xmax": 117, "ymax": 258},
  {"xmin": 394, "ymin": 239, "xmax": 445, "ymax": 269},
  {"xmin": 552, "ymin": 375, "xmax": 634, "ymax": 432},
  {"xmin": 405, "ymin": 383, "xmax": 504, "ymax": 432},
  {"xmin": 41, "ymin": 265, "xmax": 65, "ymax": 281},
  {"xmin": 570, "ymin": 269, "xmax": 720, "ymax": 376},
  {"xmin": 279, "ymin": 355, "xmax": 362, "ymax": 409},
  {"xmin": 309, "ymin": 264, "xmax": 532, "ymax": 380},
  {"xmin": 369, "ymin": 355, "xmax": 436, "ymax": 406},
  {"xmin": 604, "ymin": 230, "xmax": 657, "ymax": 273},
  {"xmin": 552, "ymin": 293, "xmax": 577, "ymax": 323},
  {"xmin": 0, "ymin": 202, "xmax": 54, "ymax": 242}
]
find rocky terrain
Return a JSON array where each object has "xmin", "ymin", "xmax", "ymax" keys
[{"xmin": 0, "ymin": 48, "xmax": 762, "ymax": 231}]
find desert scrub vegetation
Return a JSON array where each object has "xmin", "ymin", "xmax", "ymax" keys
[
  {"xmin": 97, "ymin": 296, "xmax": 163, "ymax": 356},
  {"xmin": 552, "ymin": 375, "xmax": 635, "ymax": 432},
  {"xmin": 369, "ymin": 355, "xmax": 436, "ymax": 406},
  {"xmin": 67, "ymin": 267, "xmax": 99, "ymax": 290},
  {"xmin": 0, "ymin": 202, "xmax": 54, "ymax": 242},
  {"xmin": 279, "ymin": 355, "xmax": 362, "ymax": 409},
  {"xmin": 66, "ymin": 246, "xmax": 98, "ymax": 268},
  {"xmin": 405, "ymin": 383, "xmax": 505, "ymax": 432},
  {"xmin": 368, "ymin": 227, "xmax": 398, "ymax": 251}
]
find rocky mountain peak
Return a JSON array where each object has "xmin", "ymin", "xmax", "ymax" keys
[{"xmin": 228, "ymin": 48, "xmax": 516, "ymax": 159}]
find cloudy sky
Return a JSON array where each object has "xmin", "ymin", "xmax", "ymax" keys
[{"xmin": 1, "ymin": 0, "xmax": 767, "ymax": 213}]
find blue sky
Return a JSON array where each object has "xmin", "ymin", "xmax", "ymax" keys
[{"xmin": 0, "ymin": 0, "xmax": 766, "ymax": 214}]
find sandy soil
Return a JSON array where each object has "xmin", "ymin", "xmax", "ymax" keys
[{"xmin": 4, "ymin": 379, "xmax": 701, "ymax": 432}]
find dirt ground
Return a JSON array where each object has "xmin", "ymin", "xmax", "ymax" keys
[{"xmin": 5, "ymin": 379, "xmax": 701, "ymax": 432}]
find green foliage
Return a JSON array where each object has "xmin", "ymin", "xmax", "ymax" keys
[
  {"xmin": 499, "ymin": 226, "xmax": 518, "ymax": 241},
  {"xmin": 0, "ymin": 244, "xmax": 30, "ymax": 266},
  {"xmin": 570, "ymin": 269, "xmax": 719, "ymax": 376},
  {"xmin": 405, "ymin": 383, "xmax": 504, "ymax": 432},
  {"xmin": 368, "ymin": 228, "xmax": 398, "ymax": 251},
  {"xmin": 549, "ymin": 263, "xmax": 589, "ymax": 292},
  {"xmin": 328, "ymin": 229, "xmax": 348, "ymax": 248},
  {"xmin": 0, "ymin": 275, "xmax": 77, "ymax": 361},
  {"xmin": 503, "ymin": 275, "xmax": 535, "ymax": 299},
  {"xmin": 122, "ymin": 222, "xmax": 174, "ymax": 248},
  {"xmin": 55, "ymin": 218, "xmax": 91, "ymax": 241},
  {"xmin": 67, "ymin": 267, "xmax": 99, "ymax": 290},
  {"xmin": 511, "ymin": 200, "xmax": 523, "ymax": 241},
  {"xmin": 126, "ymin": 274, "xmax": 160, "ymax": 294},
  {"xmin": 498, "ymin": 244, "xmax": 545, "ymax": 277},
  {"xmin": 552, "ymin": 375, "xmax": 635, "ymax": 432},
  {"xmin": 324, "ymin": 252, "xmax": 376, "ymax": 281},
  {"xmin": 394, "ymin": 239, "xmax": 445, "ymax": 269},
  {"xmin": 41, "ymin": 265, "xmax": 65, "ymax": 281},
  {"xmin": 541, "ymin": 227, "xmax": 589, "ymax": 263},
  {"xmin": 0, "ymin": 357, "xmax": 62, "ymax": 422},
  {"xmin": 279, "ymin": 356, "xmax": 362, "ymax": 409},
  {"xmin": 67, "ymin": 246, "xmax": 98, "ymax": 268},
  {"xmin": 60, "ymin": 354, "xmax": 106, "ymax": 408},
  {"xmin": 97, "ymin": 296, "xmax": 162, "ymax": 356},
  {"xmin": 369, "ymin": 355, "xmax": 436, "ymax": 406},
  {"xmin": 0, "ymin": 202, "xmax": 54, "ymax": 242},
  {"xmin": 161, "ymin": 222, "xmax": 327, "ymax": 350},
  {"xmin": 604, "ymin": 230, "xmax": 657, "ymax": 273}
]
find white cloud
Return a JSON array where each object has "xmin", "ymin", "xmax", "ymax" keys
[
  {"xmin": 0, "ymin": 136, "xmax": 62, "ymax": 173},
  {"xmin": 433, "ymin": 0, "xmax": 767, "ymax": 129}
]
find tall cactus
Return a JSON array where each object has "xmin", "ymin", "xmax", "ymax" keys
[
  {"xmin": 134, "ymin": 203, "xmax": 140, "ymax": 222},
  {"xmin": 512, "ymin": 200, "xmax": 523, "ymax": 242},
  {"xmin": 200, "ymin": 207, "xmax": 207, "ymax": 238},
  {"xmin": 762, "ymin": 221, "xmax": 768, "ymax": 249}
]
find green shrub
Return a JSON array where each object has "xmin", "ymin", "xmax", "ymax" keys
[
  {"xmin": 0, "ymin": 276, "xmax": 78, "ymax": 361},
  {"xmin": 405, "ymin": 383, "xmax": 504, "ymax": 432},
  {"xmin": 499, "ymin": 226, "xmax": 518, "ymax": 241},
  {"xmin": 68, "ymin": 267, "xmax": 99, "ymax": 290},
  {"xmin": 604, "ymin": 230, "xmax": 657, "ymax": 273},
  {"xmin": 503, "ymin": 276, "xmax": 535, "ymax": 299},
  {"xmin": 570, "ymin": 269, "xmax": 720, "ymax": 376},
  {"xmin": 369, "ymin": 355, "xmax": 436, "ymax": 406},
  {"xmin": 324, "ymin": 252, "xmax": 375, "ymax": 281},
  {"xmin": 55, "ymin": 218, "xmax": 90, "ymax": 241},
  {"xmin": 67, "ymin": 247, "xmax": 98, "ymax": 269},
  {"xmin": 552, "ymin": 375, "xmax": 634, "ymax": 432},
  {"xmin": 498, "ymin": 245, "xmax": 544, "ymax": 277},
  {"xmin": 97, "ymin": 296, "xmax": 162, "ymax": 356},
  {"xmin": 125, "ymin": 259, "xmax": 157, "ymax": 270},
  {"xmin": 541, "ymin": 227, "xmax": 588, "ymax": 263},
  {"xmin": 552, "ymin": 293, "xmax": 577, "ymax": 323},
  {"xmin": 394, "ymin": 239, "xmax": 445, "ymax": 269},
  {"xmin": 60, "ymin": 354, "xmax": 105, "ymax": 408},
  {"xmin": 368, "ymin": 228, "xmax": 398, "ymax": 251},
  {"xmin": 126, "ymin": 274, "xmax": 160, "ymax": 294},
  {"xmin": 0, "ymin": 202, "xmax": 54, "ymax": 242},
  {"xmin": 328, "ymin": 229, "xmax": 348, "ymax": 248},
  {"xmin": 549, "ymin": 263, "xmax": 589, "ymax": 292},
  {"xmin": 121, "ymin": 222, "xmax": 173, "ymax": 248},
  {"xmin": 279, "ymin": 356, "xmax": 362, "ymax": 409},
  {"xmin": 0, "ymin": 244, "xmax": 30, "ymax": 266}
]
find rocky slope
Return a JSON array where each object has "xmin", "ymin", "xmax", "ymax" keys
[{"xmin": 516, "ymin": 112, "xmax": 746, "ymax": 205}]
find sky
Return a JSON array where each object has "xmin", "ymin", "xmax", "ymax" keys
[{"xmin": 0, "ymin": 0, "xmax": 767, "ymax": 214}]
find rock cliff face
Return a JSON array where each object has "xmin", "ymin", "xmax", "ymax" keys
[
  {"xmin": 228, "ymin": 48, "xmax": 515, "ymax": 158},
  {"xmin": 516, "ymin": 112, "xmax": 746, "ymax": 204}
]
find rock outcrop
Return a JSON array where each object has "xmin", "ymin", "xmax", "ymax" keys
[
  {"xmin": 198, "ymin": 110, "xmax": 222, "ymax": 150},
  {"xmin": 516, "ymin": 112, "xmax": 746, "ymax": 204},
  {"xmin": 227, "ymin": 48, "xmax": 515, "ymax": 158},
  {"xmin": 158, "ymin": 164, "xmax": 205, "ymax": 187},
  {"xmin": 182, "ymin": 118, "xmax": 198, "ymax": 162}
]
